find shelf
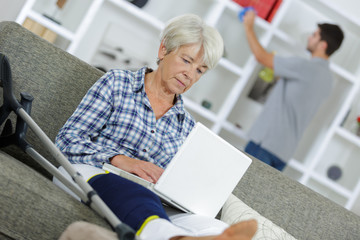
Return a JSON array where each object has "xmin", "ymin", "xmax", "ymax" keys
[
  {"xmin": 184, "ymin": 105, "xmax": 216, "ymax": 130},
  {"xmin": 222, "ymin": 121, "xmax": 248, "ymax": 142},
  {"xmin": 218, "ymin": 58, "xmax": 243, "ymax": 76},
  {"xmin": 293, "ymin": 72, "xmax": 353, "ymax": 165},
  {"xmin": 32, "ymin": 0, "xmax": 94, "ymax": 33},
  {"xmin": 215, "ymin": 7, "xmax": 267, "ymax": 68},
  {"xmin": 283, "ymin": 161, "xmax": 305, "ymax": 182},
  {"xmin": 21, "ymin": 15, "xmax": 71, "ymax": 50},
  {"xmin": 336, "ymin": 128, "xmax": 360, "ymax": 148},
  {"xmin": 277, "ymin": 0, "xmax": 327, "ymax": 48},
  {"xmin": 224, "ymin": 0, "xmax": 241, "ymax": 13},
  {"xmin": 301, "ymin": 0, "xmax": 360, "ymax": 32},
  {"xmin": 74, "ymin": 0, "xmax": 161, "ymax": 67},
  {"xmin": 183, "ymin": 64, "xmax": 240, "ymax": 114},
  {"xmin": 320, "ymin": 0, "xmax": 360, "ymax": 29},
  {"xmin": 314, "ymin": 134, "xmax": 360, "ymax": 191},
  {"xmin": 90, "ymin": 40, "xmax": 150, "ymax": 73},
  {"xmin": 142, "ymin": 0, "xmax": 218, "ymax": 23},
  {"xmin": 183, "ymin": 97, "xmax": 218, "ymax": 123},
  {"xmin": 226, "ymin": 98, "xmax": 262, "ymax": 136},
  {"xmin": 340, "ymin": 90, "xmax": 360, "ymax": 138},
  {"xmin": 26, "ymin": 10, "xmax": 74, "ymax": 40},
  {"xmin": 329, "ymin": 63, "xmax": 357, "ymax": 84},
  {"xmin": 225, "ymin": 63, "xmax": 269, "ymax": 134},
  {"xmin": 311, "ymin": 173, "xmax": 353, "ymax": 199},
  {"xmin": 108, "ymin": 0, "xmax": 163, "ymax": 30},
  {"xmin": 218, "ymin": 127, "xmax": 248, "ymax": 152},
  {"xmin": 278, "ymin": 0, "xmax": 360, "ymax": 77},
  {"xmin": 307, "ymin": 178, "xmax": 349, "ymax": 207},
  {"xmin": 268, "ymin": 33, "xmax": 308, "ymax": 57}
]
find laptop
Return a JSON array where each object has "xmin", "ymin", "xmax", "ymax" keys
[{"xmin": 103, "ymin": 122, "xmax": 252, "ymax": 218}]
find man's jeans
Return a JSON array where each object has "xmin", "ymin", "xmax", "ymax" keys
[{"xmin": 245, "ymin": 141, "xmax": 286, "ymax": 171}]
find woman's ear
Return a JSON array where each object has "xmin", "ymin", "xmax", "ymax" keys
[{"xmin": 158, "ymin": 41, "xmax": 167, "ymax": 61}]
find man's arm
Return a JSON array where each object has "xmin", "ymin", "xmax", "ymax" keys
[{"xmin": 243, "ymin": 10, "xmax": 274, "ymax": 69}]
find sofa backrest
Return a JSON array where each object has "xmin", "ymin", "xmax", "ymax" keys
[{"xmin": 0, "ymin": 21, "xmax": 104, "ymax": 176}]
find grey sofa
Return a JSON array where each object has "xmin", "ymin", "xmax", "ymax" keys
[{"xmin": 0, "ymin": 21, "xmax": 359, "ymax": 240}]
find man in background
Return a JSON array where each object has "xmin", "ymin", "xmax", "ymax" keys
[{"xmin": 242, "ymin": 10, "xmax": 344, "ymax": 171}]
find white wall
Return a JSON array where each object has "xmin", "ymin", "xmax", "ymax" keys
[
  {"xmin": 0, "ymin": 0, "xmax": 26, "ymax": 21},
  {"xmin": 3, "ymin": 0, "xmax": 360, "ymax": 24},
  {"xmin": 325, "ymin": 0, "xmax": 360, "ymax": 22}
]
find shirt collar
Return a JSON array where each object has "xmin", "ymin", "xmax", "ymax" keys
[
  {"xmin": 311, "ymin": 57, "xmax": 329, "ymax": 65},
  {"xmin": 131, "ymin": 67, "xmax": 148, "ymax": 93},
  {"xmin": 172, "ymin": 94, "xmax": 185, "ymax": 115}
]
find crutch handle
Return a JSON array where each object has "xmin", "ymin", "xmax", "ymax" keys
[
  {"xmin": 16, "ymin": 92, "xmax": 34, "ymax": 151},
  {"xmin": 0, "ymin": 53, "xmax": 22, "ymax": 127},
  {"xmin": 0, "ymin": 91, "xmax": 34, "ymax": 150},
  {"xmin": 0, "ymin": 53, "xmax": 35, "ymax": 150}
]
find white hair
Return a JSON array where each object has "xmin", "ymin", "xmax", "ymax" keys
[{"xmin": 159, "ymin": 14, "xmax": 224, "ymax": 69}]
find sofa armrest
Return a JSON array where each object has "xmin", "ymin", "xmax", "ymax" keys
[
  {"xmin": 233, "ymin": 156, "xmax": 360, "ymax": 240},
  {"xmin": 0, "ymin": 21, "xmax": 104, "ymax": 174},
  {"xmin": 222, "ymin": 194, "xmax": 297, "ymax": 239}
]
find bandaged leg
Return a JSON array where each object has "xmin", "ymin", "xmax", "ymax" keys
[
  {"xmin": 88, "ymin": 173, "xmax": 170, "ymax": 230},
  {"xmin": 55, "ymin": 164, "xmax": 231, "ymax": 239},
  {"xmin": 88, "ymin": 173, "xmax": 228, "ymax": 239}
]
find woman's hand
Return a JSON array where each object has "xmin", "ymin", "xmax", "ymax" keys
[{"xmin": 110, "ymin": 155, "xmax": 164, "ymax": 183}]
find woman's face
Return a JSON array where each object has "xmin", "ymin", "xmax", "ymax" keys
[{"xmin": 158, "ymin": 43, "xmax": 208, "ymax": 95}]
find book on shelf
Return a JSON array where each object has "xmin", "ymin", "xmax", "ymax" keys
[
  {"xmin": 233, "ymin": 0, "xmax": 282, "ymax": 22},
  {"xmin": 22, "ymin": 18, "xmax": 57, "ymax": 44}
]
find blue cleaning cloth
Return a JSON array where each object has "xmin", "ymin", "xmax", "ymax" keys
[{"xmin": 238, "ymin": 6, "xmax": 256, "ymax": 22}]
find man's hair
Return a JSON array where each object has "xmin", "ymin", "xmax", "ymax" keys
[
  {"xmin": 318, "ymin": 23, "xmax": 344, "ymax": 56},
  {"xmin": 159, "ymin": 14, "xmax": 224, "ymax": 70}
]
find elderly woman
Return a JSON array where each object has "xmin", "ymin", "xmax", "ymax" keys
[
  {"xmin": 56, "ymin": 14, "xmax": 223, "ymax": 184},
  {"xmin": 55, "ymin": 14, "xmax": 256, "ymax": 240}
]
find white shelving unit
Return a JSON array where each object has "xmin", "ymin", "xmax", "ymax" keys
[{"xmin": 16, "ymin": 0, "xmax": 360, "ymax": 216}]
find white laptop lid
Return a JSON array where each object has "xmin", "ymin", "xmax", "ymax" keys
[{"xmin": 154, "ymin": 122, "xmax": 252, "ymax": 218}]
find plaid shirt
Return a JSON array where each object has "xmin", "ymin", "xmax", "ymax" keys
[{"xmin": 55, "ymin": 67, "xmax": 195, "ymax": 169}]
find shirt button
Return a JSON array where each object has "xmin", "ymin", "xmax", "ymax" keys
[
  {"xmin": 151, "ymin": 130, "xmax": 155, "ymax": 133},
  {"xmin": 142, "ymin": 149, "xmax": 147, "ymax": 153}
]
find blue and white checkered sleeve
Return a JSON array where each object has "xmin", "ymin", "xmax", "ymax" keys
[{"xmin": 55, "ymin": 71, "xmax": 127, "ymax": 168}]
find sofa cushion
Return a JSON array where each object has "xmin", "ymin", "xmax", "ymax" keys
[{"xmin": 0, "ymin": 150, "xmax": 110, "ymax": 239}]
